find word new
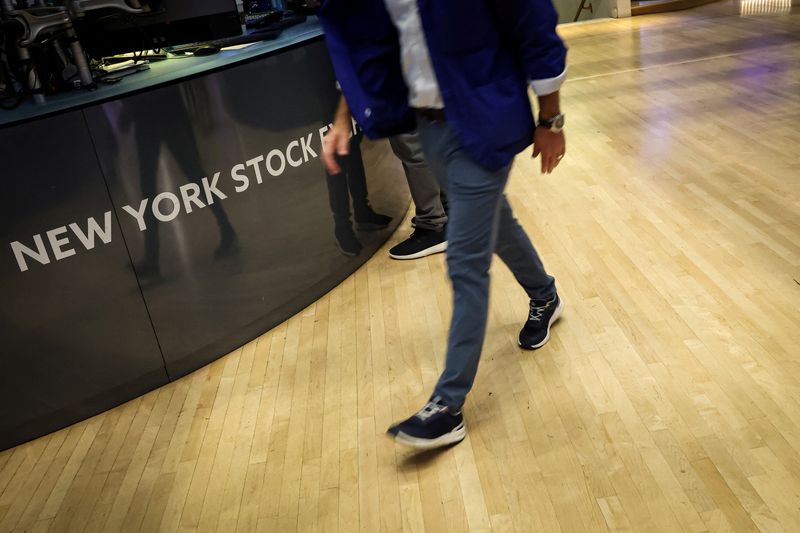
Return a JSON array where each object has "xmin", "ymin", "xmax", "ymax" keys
[{"xmin": 11, "ymin": 211, "xmax": 112, "ymax": 273}]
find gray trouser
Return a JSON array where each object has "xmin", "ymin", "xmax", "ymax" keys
[
  {"xmin": 416, "ymin": 116, "xmax": 557, "ymax": 411},
  {"xmin": 389, "ymin": 132, "xmax": 448, "ymax": 231}
]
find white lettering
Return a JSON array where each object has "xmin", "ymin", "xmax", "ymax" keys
[
  {"xmin": 11, "ymin": 235, "xmax": 50, "ymax": 272},
  {"xmin": 301, "ymin": 133, "xmax": 317, "ymax": 161},
  {"xmin": 46, "ymin": 226, "xmax": 76, "ymax": 261},
  {"xmin": 266, "ymin": 149, "xmax": 286, "ymax": 177},
  {"xmin": 202, "ymin": 172, "xmax": 227, "ymax": 204},
  {"xmin": 69, "ymin": 211, "xmax": 112, "ymax": 250},
  {"xmin": 287, "ymin": 140, "xmax": 303, "ymax": 168},
  {"xmin": 231, "ymin": 163, "xmax": 249, "ymax": 193},
  {"xmin": 179, "ymin": 183, "xmax": 205, "ymax": 214},
  {"xmin": 153, "ymin": 192, "xmax": 181, "ymax": 222},
  {"xmin": 123, "ymin": 199, "xmax": 149, "ymax": 231},
  {"xmin": 246, "ymin": 156, "xmax": 265, "ymax": 185}
]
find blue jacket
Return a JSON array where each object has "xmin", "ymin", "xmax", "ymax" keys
[{"xmin": 318, "ymin": 0, "xmax": 567, "ymax": 170}]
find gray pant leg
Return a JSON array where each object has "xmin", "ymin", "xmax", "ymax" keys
[{"xmin": 389, "ymin": 132, "xmax": 448, "ymax": 231}]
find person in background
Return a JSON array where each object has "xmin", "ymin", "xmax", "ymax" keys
[
  {"xmin": 324, "ymin": 120, "xmax": 393, "ymax": 257},
  {"xmin": 318, "ymin": 0, "xmax": 568, "ymax": 450},
  {"xmin": 324, "ymin": 94, "xmax": 448, "ymax": 260}
]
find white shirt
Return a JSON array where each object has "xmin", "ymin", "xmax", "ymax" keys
[
  {"xmin": 383, "ymin": 0, "xmax": 444, "ymax": 109},
  {"xmin": 382, "ymin": 0, "xmax": 567, "ymax": 108}
]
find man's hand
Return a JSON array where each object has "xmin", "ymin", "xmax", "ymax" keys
[
  {"xmin": 532, "ymin": 90, "xmax": 565, "ymax": 174},
  {"xmin": 532, "ymin": 128, "xmax": 565, "ymax": 174},
  {"xmin": 322, "ymin": 95, "xmax": 353, "ymax": 175},
  {"xmin": 322, "ymin": 122, "xmax": 351, "ymax": 175}
]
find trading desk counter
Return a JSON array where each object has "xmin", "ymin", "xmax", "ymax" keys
[{"xmin": 0, "ymin": 19, "xmax": 410, "ymax": 450}]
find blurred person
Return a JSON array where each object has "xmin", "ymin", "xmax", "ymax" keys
[{"xmin": 318, "ymin": 0, "xmax": 568, "ymax": 449}]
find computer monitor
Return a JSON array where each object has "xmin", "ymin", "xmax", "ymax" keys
[{"xmin": 77, "ymin": 0, "xmax": 242, "ymax": 59}]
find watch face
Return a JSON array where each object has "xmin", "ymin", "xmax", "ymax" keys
[{"xmin": 540, "ymin": 114, "xmax": 565, "ymax": 131}]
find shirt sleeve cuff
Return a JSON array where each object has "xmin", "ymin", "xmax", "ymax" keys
[{"xmin": 530, "ymin": 67, "xmax": 568, "ymax": 96}]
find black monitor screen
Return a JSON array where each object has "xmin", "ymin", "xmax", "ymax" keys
[{"xmin": 78, "ymin": 0, "xmax": 242, "ymax": 58}]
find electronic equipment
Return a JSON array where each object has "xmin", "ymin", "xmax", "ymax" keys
[
  {"xmin": 76, "ymin": 0, "xmax": 242, "ymax": 59},
  {"xmin": 1, "ymin": 2, "xmax": 98, "ymax": 103},
  {"xmin": 191, "ymin": 44, "xmax": 220, "ymax": 56},
  {"xmin": 242, "ymin": 0, "xmax": 281, "ymax": 30},
  {"xmin": 0, "ymin": 0, "xmax": 310, "ymax": 108},
  {"xmin": 166, "ymin": 11, "xmax": 307, "ymax": 53}
]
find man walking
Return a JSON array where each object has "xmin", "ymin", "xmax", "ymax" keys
[{"xmin": 318, "ymin": 0, "xmax": 568, "ymax": 450}]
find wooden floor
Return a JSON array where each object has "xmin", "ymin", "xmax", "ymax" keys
[{"xmin": 2, "ymin": 2, "xmax": 800, "ymax": 531}]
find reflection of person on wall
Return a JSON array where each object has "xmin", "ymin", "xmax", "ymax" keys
[
  {"xmin": 325, "ymin": 108, "xmax": 393, "ymax": 257},
  {"xmin": 119, "ymin": 90, "xmax": 238, "ymax": 282}
]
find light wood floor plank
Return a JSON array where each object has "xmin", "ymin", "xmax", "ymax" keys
[{"xmin": 46, "ymin": 408, "xmax": 128, "ymax": 532}]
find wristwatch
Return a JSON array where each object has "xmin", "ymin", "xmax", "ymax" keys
[{"xmin": 538, "ymin": 113, "xmax": 565, "ymax": 133}]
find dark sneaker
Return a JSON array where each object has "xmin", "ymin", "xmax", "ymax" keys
[
  {"xmin": 334, "ymin": 226, "xmax": 362, "ymax": 257},
  {"xmin": 387, "ymin": 396, "xmax": 466, "ymax": 450},
  {"xmin": 388, "ymin": 228, "xmax": 447, "ymax": 260},
  {"xmin": 518, "ymin": 294, "xmax": 563, "ymax": 350},
  {"xmin": 355, "ymin": 208, "xmax": 392, "ymax": 231}
]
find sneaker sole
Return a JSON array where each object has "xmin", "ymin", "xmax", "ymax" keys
[
  {"xmin": 518, "ymin": 298, "xmax": 564, "ymax": 350},
  {"xmin": 392, "ymin": 423, "xmax": 466, "ymax": 450},
  {"xmin": 389, "ymin": 241, "xmax": 447, "ymax": 261}
]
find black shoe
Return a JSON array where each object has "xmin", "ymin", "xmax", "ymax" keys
[
  {"xmin": 354, "ymin": 208, "xmax": 392, "ymax": 230},
  {"xmin": 518, "ymin": 294, "xmax": 563, "ymax": 350},
  {"xmin": 387, "ymin": 396, "xmax": 466, "ymax": 450},
  {"xmin": 334, "ymin": 226, "xmax": 362, "ymax": 257},
  {"xmin": 388, "ymin": 228, "xmax": 447, "ymax": 260}
]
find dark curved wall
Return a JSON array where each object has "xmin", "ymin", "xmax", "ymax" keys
[{"xmin": 0, "ymin": 39, "xmax": 410, "ymax": 451}]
